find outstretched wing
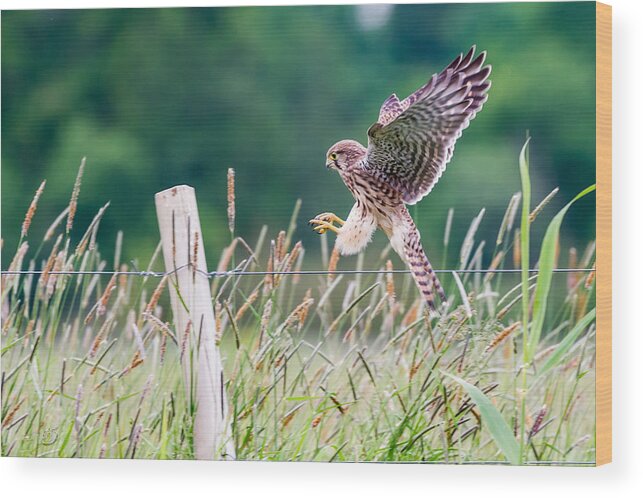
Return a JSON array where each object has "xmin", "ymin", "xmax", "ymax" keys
[{"xmin": 366, "ymin": 46, "xmax": 492, "ymax": 205}]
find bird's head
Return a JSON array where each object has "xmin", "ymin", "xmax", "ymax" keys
[{"xmin": 325, "ymin": 140, "xmax": 367, "ymax": 172}]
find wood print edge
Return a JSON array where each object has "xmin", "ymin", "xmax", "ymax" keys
[{"xmin": 595, "ymin": 0, "xmax": 612, "ymax": 467}]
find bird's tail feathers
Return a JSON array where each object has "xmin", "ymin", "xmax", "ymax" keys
[{"xmin": 403, "ymin": 228, "xmax": 446, "ymax": 313}]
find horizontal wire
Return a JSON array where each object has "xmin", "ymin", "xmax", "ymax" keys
[{"xmin": 0, "ymin": 265, "xmax": 594, "ymax": 279}]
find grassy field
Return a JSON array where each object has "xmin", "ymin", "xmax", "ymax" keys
[{"xmin": 1, "ymin": 141, "xmax": 597, "ymax": 464}]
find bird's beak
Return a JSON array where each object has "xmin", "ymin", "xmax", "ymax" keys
[{"xmin": 325, "ymin": 160, "xmax": 333, "ymax": 169}]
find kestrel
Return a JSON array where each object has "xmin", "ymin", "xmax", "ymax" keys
[{"xmin": 310, "ymin": 47, "xmax": 491, "ymax": 311}]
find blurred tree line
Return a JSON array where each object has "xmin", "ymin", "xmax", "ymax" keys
[{"xmin": 2, "ymin": 3, "xmax": 596, "ymax": 269}]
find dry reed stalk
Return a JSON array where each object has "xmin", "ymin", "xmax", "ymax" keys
[
  {"xmin": 234, "ymin": 288, "xmax": 259, "ymax": 322},
  {"xmin": 484, "ymin": 322, "xmax": 521, "ymax": 353},
  {"xmin": 1, "ymin": 398, "xmax": 24, "ymax": 428},
  {"xmin": 529, "ymin": 187, "xmax": 559, "ymax": 223},
  {"xmin": 227, "ymin": 168, "xmax": 235, "ymax": 235},
  {"xmin": 274, "ymin": 241, "xmax": 301, "ymax": 287},
  {"xmin": 311, "ymin": 415, "xmax": 322, "ymax": 428},
  {"xmin": 21, "ymin": 180, "xmax": 46, "ymax": 238},
  {"xmin": 66, "ymin": 157, "xmax": 86, "ymax": 233},
  {"xmin": 74, "ymin": 384, "xmax": 84, "ymax": 434},
  {"xmin": 327, "ymin": 246, "xmax": 340, "ymax": 283},
  {"xmin": 142, "ymin": 312, "xmax": 177, "ymax": 344}
]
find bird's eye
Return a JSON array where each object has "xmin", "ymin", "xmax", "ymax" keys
[{"xmin": 329, "ymin": 153, "xmax": 338, "ymax": 161}]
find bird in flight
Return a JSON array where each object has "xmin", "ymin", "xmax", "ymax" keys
[{"xmin": 310, "ymin": 46, "xmax": 491, "ymax": 311}]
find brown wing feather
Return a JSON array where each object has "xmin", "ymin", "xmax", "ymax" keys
[{"xmin": 366, "ymin": 46, "xmax": 492, "ymax": 205}]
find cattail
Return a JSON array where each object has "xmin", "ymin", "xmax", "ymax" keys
[
  {"xmin": 235, "ymin": 288, "xmax": 259, "ymax": 322},
  {"xmin": 258, "ymin": 299, "xmax": 272, "ymax": 348},
  {"xmin": 227, "ymin": 168, "xmax": 235, "ymax": 235},
  {"xmin": 275, "ymin": 230, "xmax": 287, "ymax": 263},
  {"xmin": 311, "ymin": 415, "xmax": 322, "ymax": 428},
  {"xmin": 529, "ymin": 188, "xmax": 559, "ymax": 223},
  {"xmin": 263, "ymin": 242, "xmax": 275, "ymax": 295},
  {"xmin": 74, "ymin": 384, "xmax": 84, "ymax": 434},
  {"xmin": 180, "ymin": 320, "xmax": 192, "ymax": 362},
  {"xmin": 216, "ymin": 238, "xmax": 238, "ymax": 274},
  {"xmin": 282, "ymin": 289, "xmax": 314, "ymax": 330},
  {"xmin": 66, "ymin": 157, "xmax": 86, "ymax": 233},
  {"xmin": 585, "ymin": 264, "xmax": 596, "ymax": 289},
  {"xmin": 192, "ymin": 230, "xmax": 199, "ymax": 276},
  {"xmin": 327, "ymin": 246, "xmax": 340, "ymax": 283},
  {"xmin": 484, "ymin": 251, "xmax": 505, "ymax": 283},
  {"xmin": 23, "ymin": 319, "xmax": 35, "ymax": 348},
  {"xmin": 409, "ymin": 360, "xmax": 422, "ymax": 380},
  {"xmin": 103, "ymin": 413, "xmax": 112, "ymax": 438},
  {"xmin": 96, "ymin": 273, "xmax": 117, "ymax": 317},
  {"xmin": 44, "ymin": 207, "xmax": 70, "ymax": 242},
  {"xmin": 443, "ymin": 207, "xmax": 454, "ymax": 247},
  {"xmin": 130, "ymin": 351, "xmax": 144, "ymax": 370},
  {"xmin": 145, "ymin": 275, "xmax": 167, "ymax": 315},
  {"xmin": 129, "ymin": 423, "xmax": 143, "ymax": 458},
  {"xmin": 460, "ymin": 208, "xmax": 485, "ymax": 269},
  {"xmin": 513, "ymin": 230, "xmax": 521, "ymax": 269},
  {"xmin": 140, "ymin": 375, "xmax": 153, "ymax": 405},
  {"xmin": 485, "ymin": 322, "xmax": 521, "ymax": 353},
  {"xmin": 46, "ymin": 250, "xmax": 66, "ymax": 298},
  {"xmin": 89, "ymin": 318, "xmax": 111, "ymax": 359},
  {"xmin": 282, "ymin": 410, "xmax": 297, "ymax": 428},
  {"xmin": 528, "ymin": 405, "xmax": 547, "ymax": 440},
  {"xmin": 21, "ymin": 180, "xmax": 46, "ymax": 238},
  {"xmin": 215, "ymin": 301, "xmax": 223, "ymax": 344},
  {"xmin": 385, "ymin": 259, "xmax": 396, "ymax": 308},
  {"xmin": 40, "ymin": 236, "xmax": 61, "ymax": 296},
  {"xmin": 2, "ymin": 398, "xmax": 24, "ymax": 428},
  {"xmin": 497, "ymin": 192, "xmax": 521, "ymax": 245},
  {"xmin": 567, "ymin": 247, "xmax": 579, "ymax": 291},
  {"xmin": 402, "ymin": 299, "xmax": 420, "ymax": 327},
  {"xmin": 159, "ymin": 330, "xmax": 168, "ymax": 365},
  {"xmin": 3, "ymin": 241, "xmax": 29, "ymax": 291}
]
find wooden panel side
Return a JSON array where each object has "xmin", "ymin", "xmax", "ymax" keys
[{"xmin": 595, "ymin": 1, "xmax": 612, "ymax": 467}]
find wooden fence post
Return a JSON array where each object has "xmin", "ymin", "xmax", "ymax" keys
[{"xmin": 155, "ymin": 185, "xmax": 235, "ymax": 460}]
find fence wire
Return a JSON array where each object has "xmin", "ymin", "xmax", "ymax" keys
[{"xmin": 0, "ymin": 265, "xmax": 594, "ymax": 279}]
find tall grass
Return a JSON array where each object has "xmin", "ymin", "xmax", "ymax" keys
[{"xmin": 1, "ymin": 143, "xmax": 597, "ymax": 463}]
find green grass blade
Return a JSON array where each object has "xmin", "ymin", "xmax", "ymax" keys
[
  {"xmin": 538, "ymin": 308, "xmax": 596, "ymax": 377},
  {"xmin": 527, "ymin": 184, "xmax": 596, "ymax": 360},
  {"xmin": 443, "ymin": 372, "xmax": 520, "ymax": 465}
]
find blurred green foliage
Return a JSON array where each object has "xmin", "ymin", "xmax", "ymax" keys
[{"xmin": 1, "ymin": 3, "xmax": 596, "ymax": 268}]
